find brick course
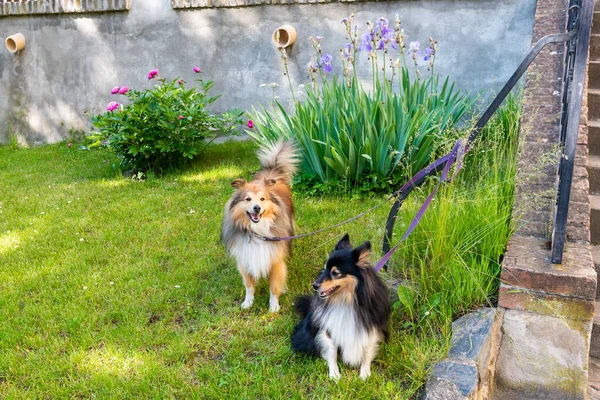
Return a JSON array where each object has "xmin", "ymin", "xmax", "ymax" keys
[{"xmin": 0, "ymin": 0, "xmax": 129, "ymax": 17}]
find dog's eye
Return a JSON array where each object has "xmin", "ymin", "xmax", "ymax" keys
[
  {"xmin": 331, "ymin": 270, "xmax": 341, "ymax": 278},
  {"xmin": 246, "ymin": 197, "xmax": 251, "ymax": 201},
  {"xmin": 260, "ymin": 197, "xmax": 265, "ymax": 201}
]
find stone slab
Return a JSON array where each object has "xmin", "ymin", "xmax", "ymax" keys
[
  {"xmin": 422, "ymin": 308, "xmax": 503, "ymax": 400},
  {"xmin": 493, "ymin": 309, "xmax": 592, "ymax": 400},
  {"xmin": 419, "ymin": 376, "xmax": 467, "ymax": 400},
  {"xmin": 498, "ymin": 283, "xmax": 595, "ymax": 321},
  {"xmin": 431, "ymin": 359, "xmax": 478, "ymax": 397},
  {"xmin": 500, "ymin": 236, "xmax": 596, "ymax": 300}
]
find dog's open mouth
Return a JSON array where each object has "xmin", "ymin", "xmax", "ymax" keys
[
  {"xmin": 247, "ymin": 212, "xmax": 262, "ymax": 223},
  {"xmin": 319, "ymin": 286, "xmax": 340, "ymax": 298}
]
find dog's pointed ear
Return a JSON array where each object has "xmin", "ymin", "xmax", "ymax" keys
[
  {"xmin": 352, "ymin": 241, "xmax": 372, "ymax": 268},
  {"xmin": 231, "ymin": 178, "xmax": 247, "ymax": 188},
  {"xmin": 264, "ymin": 178, "xmax": 277, "ymax": 187},
  {"xmin": 335, "ymin": 234, "xmax": 352, "ymax": 251}
]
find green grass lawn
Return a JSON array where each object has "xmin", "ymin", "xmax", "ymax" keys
[{"xmin": 0, "ymin": 106, "xmax": 518, "ymax": 398}]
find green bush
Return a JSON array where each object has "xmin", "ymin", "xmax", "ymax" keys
[
  {"xmin": 249, "ymin": 15, "xmax": 476, "ymax": 194},
  {"xmin": 90, "ymin": 70, "xmax": 242, "ymax": 172}
]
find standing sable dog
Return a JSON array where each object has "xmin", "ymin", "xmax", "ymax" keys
[
  {"xmin": 291, "ymin": 234, "xmax": 390, "ymax": 380},
  {"xmin": 221, "ymin": 140, "xmax": 299, "ymax": 312}
]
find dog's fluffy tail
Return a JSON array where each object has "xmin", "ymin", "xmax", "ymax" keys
[
  {"xmin": 257, "ymin": 140, "xmax": 300, "ymax": 185},
  {"xmin": 291, "ymin": 295, "xmax": 319, "ymax": 356},
  {"xmin": 294, "ymin": 295, "xmax": 312, "ymax": 318}
]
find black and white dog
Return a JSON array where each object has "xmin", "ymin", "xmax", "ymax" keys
[{"xmin": 291, "ymin": 234, "xmax": 390, "ymax": 380}]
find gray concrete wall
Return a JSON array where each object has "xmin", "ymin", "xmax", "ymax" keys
[{"xmin": 0, "ymin": 0, "xmax": 536, "ymax": 144}]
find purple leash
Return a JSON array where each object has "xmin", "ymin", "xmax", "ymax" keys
[
  {"xmin": 251, "ymin": 138, "xmax": 467, "ymax": 272},
  {"xmin": 373, "ymin": 139, "xmax": 465, "ymax": 272}
]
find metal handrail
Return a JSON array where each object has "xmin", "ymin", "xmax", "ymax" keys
[
  {"xmin": 551, "ymin": 0, "xmax": 593, "ymax": 263},
  {"xmin": 382, "ymin": 0, "xmax": 593, "ymax": 266}
]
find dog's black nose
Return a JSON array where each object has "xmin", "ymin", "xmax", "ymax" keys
[
  {"xmin": 253, "ymin": 205, "xmax": 261, "ymax": 213},
  {"xmin": 312, "ymin": 283, "xmax": 320, "ymax": 291}
]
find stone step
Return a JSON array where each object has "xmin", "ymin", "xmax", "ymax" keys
[
  {"xmin": 592, "ymin": 195, "xmax": 600, "ymax": 244},
  {"xmin": 595, "ymin": 13, "xmax": 600, "ymax": 35},
  {"xmin": 589, "ymin": 356, "xmax": 600, "ymax": 400},
  {"xmin": 590, "ymin": 155, "xmax": 600, "ymax": 194},
  {"xmin": 592, "ymin": 245, "xmax": 600, "ymax": 300},
  {"xmin": 590, "ymin": 90, "xmax": 600, "ymax": 121},
  {"xmin": 590, "ymin": 62, "xmax": 600, "ymax": 90},
  {"xmin": 592, "ymin": 34, "xmax": 600, "ymax": 61},
  {"xmin": 591, "ymin": 303, "xmax": 600, "ymax": 359},
  {"xmin": 590, "ymin": 120, "xmax": 600, "ymax": 157}
]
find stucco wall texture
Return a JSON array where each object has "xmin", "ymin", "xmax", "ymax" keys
[{"xmin": 0, "ymin": 0, "xmax": 536, "ymax": 144}]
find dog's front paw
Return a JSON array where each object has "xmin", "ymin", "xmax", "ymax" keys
[
  {"xmin": 241, "ymin": 298, "xmax": 254, "ymax": 309},
  {"xmin": 329, "ymin": 367, "xmax": 341, "ymax": 381},
  {"xmin": 269, "ymin": 295, "xmax": 280, "ymax": 313},
  {"xmin": 359, "ymin": 367, "xmax": 371, "ymax": 381}
]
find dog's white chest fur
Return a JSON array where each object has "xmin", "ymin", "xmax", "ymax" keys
[
  {"xmin": 229, "ymin": 222, "xmax": 279, "ymax": 279},
  {"xmin": 317, "ymin": 304, "xmax": 372, "ymax": 366}
]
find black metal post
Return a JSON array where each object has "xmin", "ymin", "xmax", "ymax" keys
[{"xmin": 551, "ymin": 0, "xmax": 593, "ymax": 264}]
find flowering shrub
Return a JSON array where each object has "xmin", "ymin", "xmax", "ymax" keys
[
  {"xmin": 249, "ymin": 14, "xmax": 476, "ymax": 194},
  {"xmin": 90, "ymin": 69, "xmax": 243, "ymax": 172}
]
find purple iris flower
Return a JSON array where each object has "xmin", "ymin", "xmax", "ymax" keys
[
  {"xmin": 318, "ymin": 53, "xmax": 333, "ymax": 73},
  {"xmin": 359, "ymin": 32, "xmax": 373, "ymax": 52},
  {"xmin": 377, "ymin": 39, "xmax": 385, "ymax": 51},
  {"xmin": 375, "ymin": 17, "xmax": 389, "ymax": 34},
  {"xmin": 423, "ymin": 47, "xmax": 435, "ymax": 61},
  {"xmin": 409, "ymin": 41, "xmax": 420, "ymax": 54},
  {"xmin": 381, "ymin": 26, "xmax": 394, "ymax": 41},
  {"xmin": 343, "ymin": 43, "xmax": 353, "ymax": 59},
  {"xmin": 320, "ymin": 53, "xmax": 333, "ymax": 64}
]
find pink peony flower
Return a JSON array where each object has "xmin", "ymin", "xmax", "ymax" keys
[
  {"xmin": 111, "ymin": 86, "xmax": 120, "ymax": 95},
  {"xmin": 106, "ymin": 101, "xmax": 119, "ymax": 112},
  {"xmin": 178, "ymin": 79, "xmax": 184, "ymax": 85},
  {"xmin": 179, "ymin": 115, "xmax": 184, "ymax": 120},
  {"xmin": 119, "ymin": 86, "xmax": 129, "ymax": 95},
  {"xmin": 147, "ymin": 69, "xmax": 159, "ymax": 80},
  {"xmin": 68, "ymin": 143, "xmax": 72, "ymax": 148},
  {"xmin": 193, "ymin": 67, "xmax": 201, "ymax": 73},
  {"xmin": 247, "ymin": 120, "xmax": 254, "ymax": 129}
]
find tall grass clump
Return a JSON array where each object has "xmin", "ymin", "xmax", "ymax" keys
[
  {"xmin": 393, "ymin": 94, "xmax": 521, "ymax": 333},
  {"xmin": 249, "ymin": 14, "xmax": 477, "ymax": 194}
]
